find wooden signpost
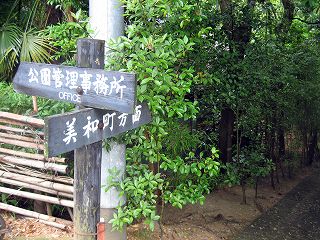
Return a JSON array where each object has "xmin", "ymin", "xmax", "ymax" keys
[
  {"xmin": 12, "ymin": 38, "xmax": 152, "ymax": 240},
  {"xmin": 44, "ymin": 102, "xmax": 151, "ymax": 157},
  {"xmin": 13, "ymin": 62, "xmax": 137, "ymax": 113}
]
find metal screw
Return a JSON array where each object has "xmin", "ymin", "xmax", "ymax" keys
[
  {"xmin": 98, "ymin": 122, "xmax": 104, "ymax": 129},
  {"xmin": 76, "ymin": 86, "xmax": 84, "ymax": 95}
]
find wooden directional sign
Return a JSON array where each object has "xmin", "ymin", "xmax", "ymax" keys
[
  {"xmin": 44, "ymin": 102, "xmax": 151, "ymax": 157},
  {"xmin": 13, "ymin": 62, "xmax": 137, "ymax": 114}
]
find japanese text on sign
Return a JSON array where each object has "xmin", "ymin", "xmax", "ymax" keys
[
  {"xmin": 13, "ymin": 62, "xmax": 137, "ymax": 113},
  {"xmin": 44, "ymin": 102, "xmax": 151, "ymax": 157},
  {"xmin": 28, "ymin": 67, "xmax": 127, "ymax": 101},
  {"xmin": 62, "ymin": 105, "xmax": 142, "ymax": 145}
]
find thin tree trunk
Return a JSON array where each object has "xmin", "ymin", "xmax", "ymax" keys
[
  {"xmin": 302, "ymin": 130, "xmax": 308, "ymax": 166},
  {"xmin": 34, "ymin": 191, "xmax": 47, "ymax": 214},
  {"xmin": 241, "ymin": 181, "xmax": 247, "ymax": 204},
  {"xmin": 307, "ymin": 131, "xmax": 318, "ymax": 166},
  {"xmin": 218, "ymin": 108, "xmax": 235, "ymax": 163},
  {"xmin": 255, "ymin": 177, "xmax": 258, "ymax": 199},
  {"xmin": 275, "ymin": 157, "xmax": 280, "ymax": 184},
  {"xmin": 268, "ymin": 124, "xmax": 276, "ymax": 189},
  {"xmin": 65, "ymin": 5, "xmax": 75, "ymax": 22},
  {"xmin": 278, "ymin": 127, "xmax": 286, "ymax": 178},
  {"xmin": 270, "ymin": 170, "xmax": 275, "ymax": 190}
]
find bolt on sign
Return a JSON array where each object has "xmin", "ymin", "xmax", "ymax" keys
[
  {"xmin": 44, "ymin": 102, "xmax": 151, "ymax": 157},
  {"xmin": 13, "ymin": 62, "xmax": 137, "ymax": 114}
]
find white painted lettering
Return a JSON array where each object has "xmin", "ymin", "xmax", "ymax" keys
[
  {"xmin": 58, "ymin": 92, "xmax": 81, "ymax": 103},
  {"xmin": 83, "ymin": 116, "xmax": 99, "ymax": 138},
  {"xmin": 118, "ymin": 113, "xmax": 128, "ymax": 127},
  {"xmin": 80, "ymin": 71, "xmax": 93, "ymax": 94},
  {"xmin": 66, "ymin": 71, "xmax": 78, "ymax": 89},
  {"xmin": 28, "ymin": 68, "xmax": 39, "ymax": 83},
  {"xmin": 63, "ymin": 118, "xmax": 77, "ymax": 144},
  {"xmin": 40, "ymin": 68, "xmax": 51, "ymax": 86},
  {"xmin": 103, "ymin": 112, "xmax": 116, "ymax": 131},
  {"xmin": 93, "ymin": 74, "xmax": 109, "ymax": 95},
  {"xmin": 110, "ymin": 76, "xmax": 126, "ymax": 99},
  {"xmin": 132, "ymin": 105, "xmax": 142, "ymax": 124},
  {"xmin": 52, "ymin": 68, "xmax": 64, "ymax": 88}
]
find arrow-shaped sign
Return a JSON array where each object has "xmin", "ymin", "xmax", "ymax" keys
[
  {"xmin": 13, "ymin": 62, "xmax": 137, "ymax": 114},
  {"xmin": 44, "ymin": 102, "xmax": 151, "ymax": 157}
]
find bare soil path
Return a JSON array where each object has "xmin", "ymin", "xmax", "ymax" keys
[
  {"xmin": 0, "ymin": 168, "xmax": 314, "ymax": 240},
  {"xmin": 233, "ymin": 170, "xmax": 320, "ymax": 240}
]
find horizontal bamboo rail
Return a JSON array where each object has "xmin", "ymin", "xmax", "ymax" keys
[
  {"xmin": 0, "ymin": 186, "xmax": 74, "ymax": 208},
  {"xmin": 0, "ymin": 148, "xmax": 65, "ymax": 163},
  {"xmin": 0, "ymin": 137, "xmax": 44, "ymax": 150},
  {"xmin": 0, "ymin": 111, "xmax": 44, "ymax": 127},
  {"xmin": 0, "ymin": 125, "xmax": 44, "ymax": 136},
  {"xmin": 0, "ymin": 202, "xmax": 55, "ymax": 221},
  {"xmin": 0, "ymin": 177, "xmax": 73, "ymax": 199},
  {"xmin": 0, "ymin": 132, "xmax": 43, "ymax": 143},
  {"xmin": 0, "ymin": 170, "xmax": 73, "ymax": 193},
  {"xmin": 0, "ymin": 155, "xmax": 67, "ymax": 174},
  {"xmin": 37, "ymin": 219, "xmax": 67, "ymax": 230},
  {"xmin": 0, "ymin": 165, "xmax": 73, "ymax": 185}
]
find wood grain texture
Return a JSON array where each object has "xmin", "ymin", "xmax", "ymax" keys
[
  {"xmin": 45, "ymin": 102, "xmax": 151, "ymax": 157},
  {"xmin": 13, "ymin": 61, "xmax": 137, "ymax": 113},
  {"xmin": 73, "ymin": 38, "xmax": 103, "ymax": 240},
  {"xmin": 74, "ymin": 141, "xmax": 102, "ymax": 240}
]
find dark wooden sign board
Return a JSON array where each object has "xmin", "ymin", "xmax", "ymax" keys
[
  {"xmin": 44, "ymin": 102, "xmax": 151, "ymax": 157},
  {"xmin": 13, "ymin": 62, "xmax": 137, "ymax": 114}
]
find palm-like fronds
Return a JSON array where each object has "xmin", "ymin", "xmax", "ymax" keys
[
  {"xmin": 0, "ymin": 23, "xmax": 21, "ymax": 77},
  {"xmin": 0, "ymin": 0, "xmax": 54, "ymax": 81},
  {"xmin": 20, "ymin": 29, "xmax": 53, "ymax": 62}
]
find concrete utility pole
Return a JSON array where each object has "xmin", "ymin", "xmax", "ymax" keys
[{"xmin": 89, "ymin": 1, "xmax": 126, "ymax": 239}]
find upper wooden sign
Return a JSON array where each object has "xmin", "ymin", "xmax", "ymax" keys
[
  {"xmin": 44, "ymin": 102, "xmax": 151, "ymax": 157},
  {"xmin": 13, "ymin": 62, "xmax": 137, "ymax": 114}
]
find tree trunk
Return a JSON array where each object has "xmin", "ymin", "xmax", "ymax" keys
[
  {"xmin": 270, "ymin": 170, "xmax": 275, "ymax": 190},
  {"xmin": 307, "ymin": 131, "xmax": 318, "ymax": 166},
  {"xmin": 266, "ymin": 119, "xmax": 276, "ymax": 189},
  {"xmin": 34, "ymin": 194, "xmax": 46, "ymax": 214},
  {"xmin": 217, "ymin": 0, "xmax": 256, "ymax": 164},
  {"xmin": 218, "ymin": 108, "xmax": 235, "ymax": 163},
  {"xmin": 45, "ymin": 5, "xmax": 63, "ymax": 25},
  {"xmin": 278, "ymin": 127, "xmax": 286, "ymax": 178},
  {"xmin": 302, "ymin": 129, "xmax": 308, "ymax": 166},
  {"xmin": 255, "ymin": 177, "xmax": 258, "ymax": 199},
  {"xmin": 65, "ymin": 5, "xmax": 75, "ymax": 22},
  {"xmin": 241, "ymin": 181, "xmax": 247, "ymax": 204}
]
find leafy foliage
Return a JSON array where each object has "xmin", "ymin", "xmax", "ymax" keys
[
  {"xmin": 0, "ymin": 0, "xmax": 53, "ymax": 81},
  {"xmin": 102, "ymin": 0, "xmax": 222, "ymax": 230},
  {"xmin": 223, "ymin": 149, "xmax": 274, "ymax": 187},
  {"xmin": 45, "ymin": 9, "xmax": 91, "ymax": 64},
  {"xmin": 0, "ymin": 82, "xmax": 73, "ymax": 116},
  {"xmin": 1, "ymin": 0, "xmax": 320, "ymax": 231}
]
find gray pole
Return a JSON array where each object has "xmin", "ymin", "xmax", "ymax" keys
[{"xmin": 89, "ymin": 1, "xmax": 126, "ymax": 239}]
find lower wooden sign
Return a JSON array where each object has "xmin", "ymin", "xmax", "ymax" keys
[{"xmin": 44, "ymin": 102, "xmax": 151, "ymax": 157}]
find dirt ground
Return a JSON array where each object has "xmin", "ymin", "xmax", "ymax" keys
[{"xmin": 1, "ymin": 168, "xmax": 313, "ymax": 240}]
